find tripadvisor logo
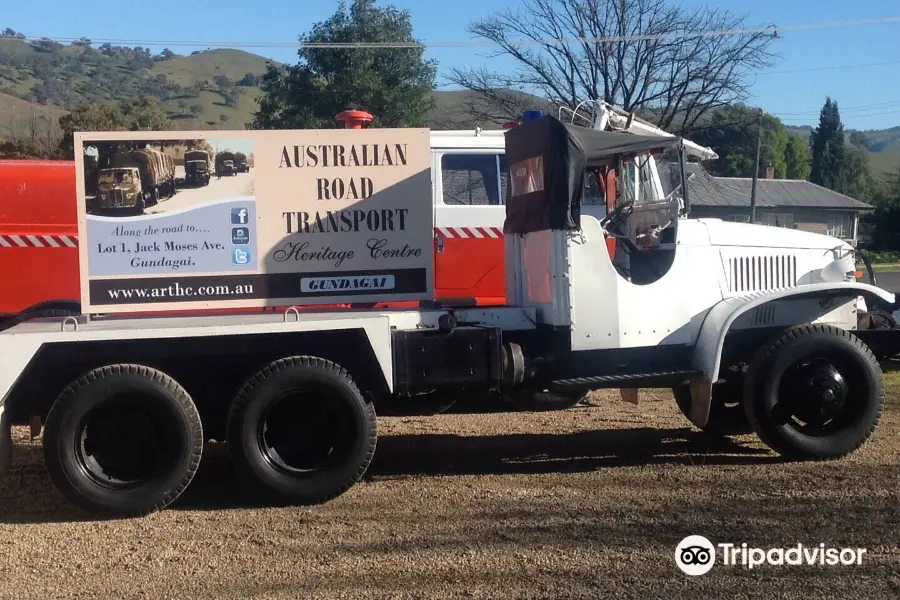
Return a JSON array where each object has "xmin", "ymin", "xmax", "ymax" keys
[{"xmin": 675, "ymin": 536, "xmax": 867, "ymax": 576}]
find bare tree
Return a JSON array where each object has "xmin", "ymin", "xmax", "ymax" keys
[
  {"xmin": 29, "ymin": 106, "xmax": 39, "ymax": 147},
  {"xmin": 447, "ymin": 0, "xmax": 777, "ymax": 133},
  {"xmin": 44, "ymin": 106, "xmax": 61, "ymax": 156}
]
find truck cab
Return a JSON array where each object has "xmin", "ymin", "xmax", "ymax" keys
[
  {"xmin": 95, "ymin": 167, "xmax": 143, "ymax": 214},
  {"xmin": 184, "ymin": 159, "xmax": 210, "ymax": 186}
]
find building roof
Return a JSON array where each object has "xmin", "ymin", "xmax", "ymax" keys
[{"xmin": 685, "ymin": 163, "xmax": 872, "ymax": 210}]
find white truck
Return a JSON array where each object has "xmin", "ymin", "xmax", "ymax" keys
[{"xmin": 0, "ymin": 113, "xmax": 896, "ymax": 518}]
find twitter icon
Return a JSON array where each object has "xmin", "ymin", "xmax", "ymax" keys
[{"xmin": 231, "ymin": 247, "xmax": 251, "ymax": 266}]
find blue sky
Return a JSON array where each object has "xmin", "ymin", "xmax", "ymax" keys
[{"xmin": 5, "ymin": 0, "xmax": 900, "ymax": 130}]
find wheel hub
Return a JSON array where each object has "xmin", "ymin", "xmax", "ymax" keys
[{"xmin": 792, "ymin": 362, "xmax": 849, "ymax": 422}]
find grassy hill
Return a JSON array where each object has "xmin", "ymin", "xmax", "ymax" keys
[
  {"xmin": 148, "ymin": 48, "xmax": 270, "ymax": 87},
  {"xmin": 0, "ymin": 36, "xmax": 274, "ymax": 134},
  {"xmin": 785, "ymin": 124, "xmax": 900, "ymax": 176}
]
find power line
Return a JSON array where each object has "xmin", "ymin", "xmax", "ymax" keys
[
  {"xmin": 12, "ymin": 16, "xmax": 900, "ymax": 50},
  {"xmin": 779, "ymin": 107, "xmax": 900, "ymax": 122},
  {"xmin": 753, "ymin": 58, "xmax": 900, "ymax": 76},
  {"xmin": 775, "ymin": 100, "xmax": 900, "ymax": 117}
]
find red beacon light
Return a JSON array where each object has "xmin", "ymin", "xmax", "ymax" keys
[{"xmin": 335, "ymin": 109, "xmax": 374, "ymax": 129}]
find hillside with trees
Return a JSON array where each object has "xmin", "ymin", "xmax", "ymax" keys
[{"xmin": 0, "ymin": 29, "xmax": 272, "ymax": 134}]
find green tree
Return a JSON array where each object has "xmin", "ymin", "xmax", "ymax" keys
[
  {"xmin": 689, "ymin": 105, "xmax": 790, "ymax": 178},
  {"xmin": 784, "ymin": 136, "xmax": 811, "ymax": 180},
  {"xmin": 871, "ymin": 165, "xmax": 900, "ymax": 249},
  {"xmin": 123, "ymin": 97, "xmax": 172, "ymax": 131},
  {"xmin": 57, "ymin": 103, "xmax": 126, "ymax": 158},
  {"xmin": 809, "ymin": 97, "xmax": 845, "ymax": 190},
  {"xmin": 849, "ymin": 131, "xmax": 871, "ymax": 150},
  {"xmin": 251, "ymin": 0, "xmax": 437, "ymax": 129},
  {"xmin": 841, "ymin": 145, "xmax": 875, "ymax": 199}
]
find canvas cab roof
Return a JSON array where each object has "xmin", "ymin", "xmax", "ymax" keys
[{"xmin": 502, "ymin": 114, "xmax": 684, "ymax": 234}]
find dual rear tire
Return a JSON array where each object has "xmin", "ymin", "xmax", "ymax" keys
[
  {"xmin": 41, "ymin": 357, "xmax": 376, "ymax": 518},
  {"xmin": 42, "ymin": 364, "xmax": 204, "ymax": 518},
  {"xmin": 225, "ymin": 356, "xmax": 377, "ymax": 506}
]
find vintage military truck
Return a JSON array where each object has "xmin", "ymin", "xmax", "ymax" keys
[
  {"xmin": 107, "ymin": 147, "xmax": 168, "ymax": 211},
  {"xmin": 215, "ymin": 151, "xmax": 236, "ymax": 177},
  {"xmin": 234, "ymin": 152, "xmax": 249, "ymax": 173},
  {"xmin": 94, "ymin": 166, "xmax": 145, "ymax": 215},
  {"xmin": 183, "ymin": 149, "xmax": 211, "ymax": 186}
]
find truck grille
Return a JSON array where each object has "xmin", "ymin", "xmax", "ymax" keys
[
  {"xmin": 110, "ymin": 189, "xmax": 126, "ymax": 207},
  {"xmin": 727, "ymin": 255, "xmax": 797, "ymax": 293}
]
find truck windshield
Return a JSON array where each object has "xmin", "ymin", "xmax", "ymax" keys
[
  {"xmin": 101, "ymin": 171, "xmax": 132, "ymax": 184},
  {"xmin": 620, "ymin": 154, "xmax": 659, "ymax": 206}
]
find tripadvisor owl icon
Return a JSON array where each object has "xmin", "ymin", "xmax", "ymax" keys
[{"xmin": 675, "ymin": 535, "xmax": 716, "ymax": 576}]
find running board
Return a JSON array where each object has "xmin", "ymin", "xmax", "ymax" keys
[{"xmin": 550, "ymin": 369, "xmax": 704, "ymax": 390}]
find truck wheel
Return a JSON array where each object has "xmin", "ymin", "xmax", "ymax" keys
[
  {"xmin": 743, "ymin": 324, "xmax": 883, "ymax": 460},
  {"xmin": 672, "ymin": 380, "xmax": 753, "ymax": 437},
  {"xmin": 42, "ymin": 364, "xmax": 204, "ymax": 518},
  {"xmin": 226, "ymin": 356, "xmax": 377, "ymax": 505}
]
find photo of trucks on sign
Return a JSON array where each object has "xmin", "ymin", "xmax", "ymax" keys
[{"xmin": 82, "ymin": 137, "xmax": 254, "ymax": 217}]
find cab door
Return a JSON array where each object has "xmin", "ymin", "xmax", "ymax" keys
[{"xmin": 433, "ymin": 150, "xmax": 507, "ymax": 305}]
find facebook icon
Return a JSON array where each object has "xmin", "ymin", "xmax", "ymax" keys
[{"xmin": 231, "ymin": 207, "xmax": 249, "ymax": 225}]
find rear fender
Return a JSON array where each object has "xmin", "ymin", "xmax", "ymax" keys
[{"xmin": 687, "ymin": 282, "xmax": 895, "ymax": 428}]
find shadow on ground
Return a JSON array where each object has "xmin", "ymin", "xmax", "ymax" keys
[{"xmin": 1, "ymin": 425, "xmax": 774, "ymax": 523}]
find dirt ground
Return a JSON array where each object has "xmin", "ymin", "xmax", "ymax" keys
[{"xmin": 2, "ymin": 374, "xmax": 900, "ymax": 600}]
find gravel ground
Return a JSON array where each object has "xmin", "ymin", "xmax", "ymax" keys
[{"xmin": 2, "ymin": 381, "xmax": 900, "ymax": 600}]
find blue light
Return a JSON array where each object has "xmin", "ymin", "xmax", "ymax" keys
[{"xmin": 521, "ymin": 109, "xmax": 545, "ymax": 122}]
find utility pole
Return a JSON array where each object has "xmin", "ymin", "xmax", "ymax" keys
[{"xmin": 749, "ymin": 108, "xmax": 763, "ymax": 223}]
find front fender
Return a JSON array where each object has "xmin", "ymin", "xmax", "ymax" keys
[{"xmin": 687, "ymin": 282, "xmax": 894, "ymax": 428}]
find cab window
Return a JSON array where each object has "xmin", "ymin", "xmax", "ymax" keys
[
  {"xmin": 441, "ymin": 153, "xmax": 507, "ymax": 206},
  {"xmin": 584, "ymin": 170, "xmax": 605, "ymax": 206}
]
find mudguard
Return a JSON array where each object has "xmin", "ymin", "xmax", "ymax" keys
[{"xmin": 687, "ymin": 282, "xmax": 895, "ymax": 428}]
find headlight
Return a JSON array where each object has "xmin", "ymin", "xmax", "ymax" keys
[{"xmin": 820, "ymin": 257, "xmax": 855, "ymax": 282}]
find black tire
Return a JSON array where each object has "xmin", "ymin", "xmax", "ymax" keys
[
  {"xmin": 743, "ymin": 324, "xmax": 884, "ymax": 460},
  {"xmin": 42, "ymin": 364, "xmax": 203, "ymax": 518},
  {"xmin": 226, "ymin": 356, "xmax": 377, "ymax": 505},
  {"xmin": 857, "ymin": 308, "xmax": 898, "ymax": 330},
  {"xmin": 672, "ymin": 379, "xmax": 753, "ymax": 436},
  {"xmin": 506, "ymin": 386, "xmax": 589, "ymax": 411}
]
